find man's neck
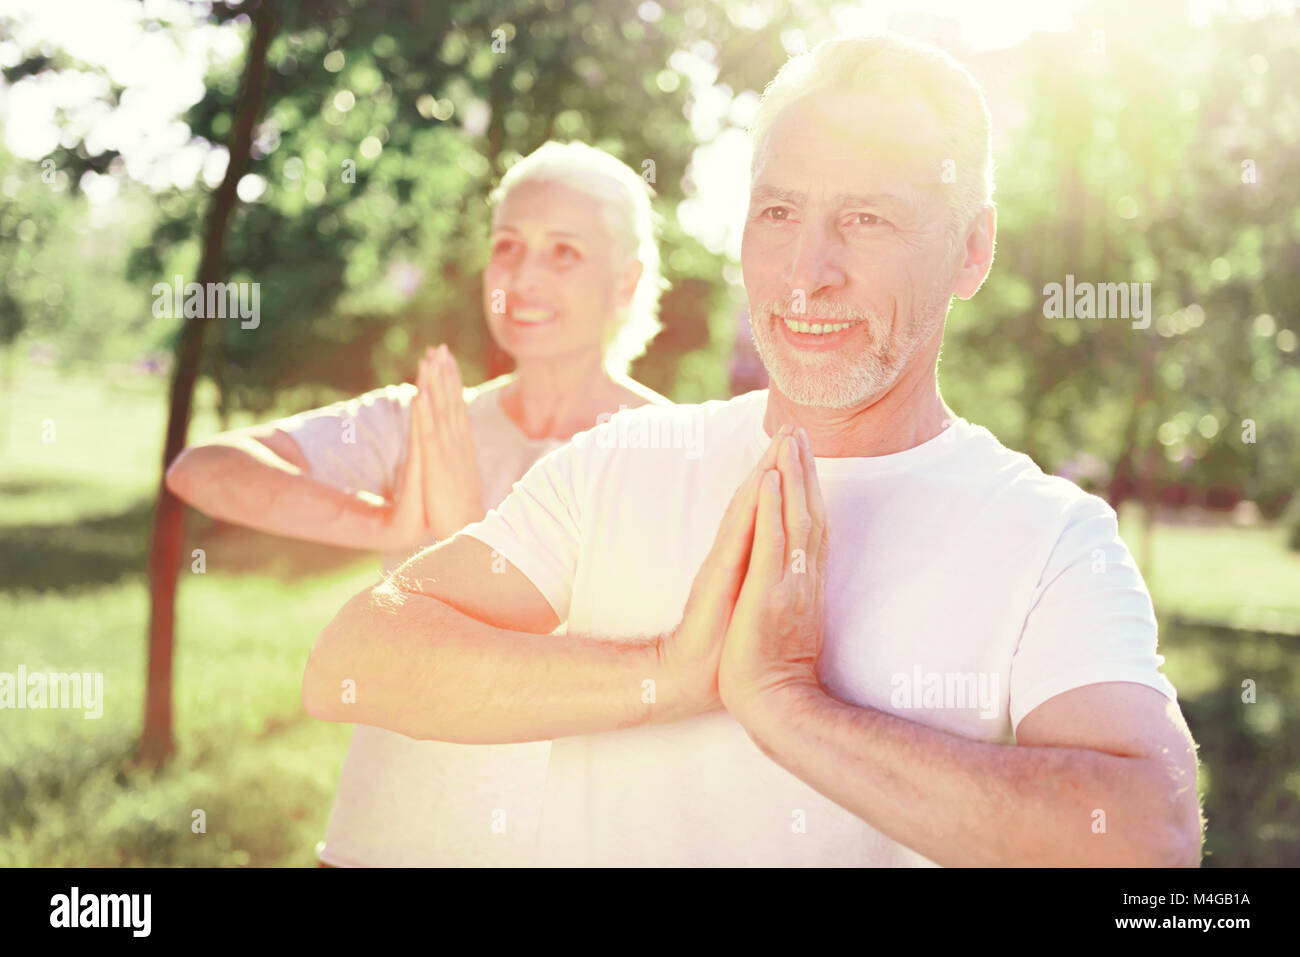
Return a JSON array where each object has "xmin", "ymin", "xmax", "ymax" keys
[{"xmin": 762, "ymin": 356, "xmax": 955, "ymax": 459}]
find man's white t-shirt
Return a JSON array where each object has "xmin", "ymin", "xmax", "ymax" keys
[
  {"xmin": 460, "ymin": 389, "xmax": 1179, "ymax": 866},
  {"xmin": 274, "ymin": 376, "xmax": 565, "ymax": 867}
]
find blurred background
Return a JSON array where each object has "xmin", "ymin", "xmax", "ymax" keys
[{"xmin": 1, "ymin": 0, "xmax": 1297, "ymax": 866}]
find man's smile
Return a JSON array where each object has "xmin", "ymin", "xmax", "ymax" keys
[{"xmin": 774, "ymin": 312, "xmax": 867, "ymax": 349}]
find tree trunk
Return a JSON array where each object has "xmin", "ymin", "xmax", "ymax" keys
[{"xmin": 138, "ymin": 3, "xmax": 278, "ymax": 767}]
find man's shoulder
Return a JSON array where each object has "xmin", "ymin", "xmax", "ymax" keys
[{"xmin": 959, "ymin": 421, "xmax": 1116, "ymax": 528}]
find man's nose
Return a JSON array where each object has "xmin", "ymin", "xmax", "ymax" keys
[{"xmin": 784, "ymin": 221, "xmax": 847, "ymax": 302}]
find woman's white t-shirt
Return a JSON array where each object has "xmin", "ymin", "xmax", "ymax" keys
[{"xmin": 275, "ymin": 375, "xmax": 566, "ymax": 867}]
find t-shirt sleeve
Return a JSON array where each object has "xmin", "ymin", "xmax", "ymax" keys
[
  {"xmin": 1008, "ymin": 493, "xmax": 1178, "ymax": 737},
  {"xmin": 457, "ymin": 435, "xmax": 588, "ymax": 625},
  {"xmin": 270, "ymin": 383, "xmax": 415, "ymax": 497}
]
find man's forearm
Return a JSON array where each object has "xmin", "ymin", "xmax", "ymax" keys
[
  {"xmin": 735, "ymin": 686, "xmax": 1195, "ymax": 867},
  {"xmin": 167, "ymin": 440, "xmax": 401, "ymax": 551},
  {"xmin": 303, "ymin": 582, "xmax": 705, "ymax": 743}
]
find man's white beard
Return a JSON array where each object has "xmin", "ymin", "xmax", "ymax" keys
[{"xmin": 750, "ymin": 292, "xmax": 950, "ymax": 410}]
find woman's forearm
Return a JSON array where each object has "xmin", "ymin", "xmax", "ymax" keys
[{"xmin": 165, "ymin": 438, "xmax": 405, "ymax": 551}]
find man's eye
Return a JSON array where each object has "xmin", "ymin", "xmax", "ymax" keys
[
  {"xmin": 491, "ymin": 239, "xmax": 516, "ymax": 256},
  {"xmin": 762, "ymin": 207, "xmax": 793, "ymax": 222},
  {"xmin": 852, "ymin": 212, "xmax": 884, "ymax": 226},
  {"xmin": 555, "ymin": 244, "xmax": 580, "ymax": 261}
]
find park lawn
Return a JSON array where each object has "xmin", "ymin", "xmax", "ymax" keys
[
  {"xmin": 1, "ymin": 358, "xmax": 369, "ymax": 866},
  {"xmin": 1, "ymin": 357, "xmax": 1295, "ymax": 865},
  {"xmin": 1117, "ymin": 505, "xmax": 1300, "ymax": 634}
]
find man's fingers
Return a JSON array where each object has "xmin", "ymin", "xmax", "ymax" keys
[
  {"xmin": 796, "ymin": 427, "xmax": 827, "ymax": 573},
  {"xmin": 712, "ymin": 429, "xmax": 792, "ymax": 556},
  {"xmin": 776, "ymin": 432, "xmax": 811, "ymax": 572},
  {"xmin": 748, "ymin": 469, "xmax": 786, "ymax": 586}
]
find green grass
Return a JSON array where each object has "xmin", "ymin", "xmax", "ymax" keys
[
  {"xmin": 1, "ymin": 357, "xmax": 1296, "ymax": 865},
  {"xmin": 1119, "ymin": 505, "xmax": 1300, "ymax": 633},
  {"xmin": 1, "ymin": 358, "xmax": 369, "ymax": 866}
]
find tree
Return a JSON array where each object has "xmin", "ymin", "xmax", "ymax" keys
[{"xmin": 139, "ymin": 0, "xmax": 280, "ymax": 765}]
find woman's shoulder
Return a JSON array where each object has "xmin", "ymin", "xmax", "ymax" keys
[
  {"xmin": 609, "ymin": 375, "xmax": 672, "ymax": 408},
  {"xmin": 463, "ymin": 372, "xmax": 515, "ymax": 407}
]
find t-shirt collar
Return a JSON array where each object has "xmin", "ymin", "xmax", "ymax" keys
[{"xmin": 744, "ymin": 389, "xmax": 975, "ymax": 475}]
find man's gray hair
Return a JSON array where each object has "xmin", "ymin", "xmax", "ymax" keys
[{"xmin": 749, "ymin": 33, "xmax": 995, "ymax": 245}]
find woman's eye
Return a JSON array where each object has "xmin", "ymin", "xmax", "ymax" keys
[
  {"xmin": 491, "ymin": 239, "xmax": 516, "ymax": 256},
  {"xmin": 555, "ymin": 244, "xmax": 580, "ymax": 261}
]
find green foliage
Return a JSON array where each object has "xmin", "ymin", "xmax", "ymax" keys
[
  {"xmin": 943, "ymin": 3, "xmax": 1300, "ymax": 509},
  {"xmin": 124, "ymin": 0, "xmax": 761, "ymax": 408}
]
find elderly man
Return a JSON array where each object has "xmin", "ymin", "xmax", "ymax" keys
[{"xmin": 303, "ymin": 33, "xmax": 1203, "ymax": 867}]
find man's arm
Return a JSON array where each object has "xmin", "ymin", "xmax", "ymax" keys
[
  {"xmin": 165, "ymin": 425, "xmax": 406, "ymax": 551},
  {"xmin": 303, "ymin": 533, "xmax": 698, "ymax": 742},
  {"xmin": 302, "ymin": 430, "xmax": 791, "ymax": 743},
  {"xmin": 735, "ymin": 680, "xmax": 1202, "ymax": 867},
  {"xmin": 718, "ymin": 428, "xmax": 1202, "ymax": 866}
]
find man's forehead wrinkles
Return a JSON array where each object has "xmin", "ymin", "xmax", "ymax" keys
[{"xmin": 750, "ymin": 182, "xmax": 927, "ymax": 211}]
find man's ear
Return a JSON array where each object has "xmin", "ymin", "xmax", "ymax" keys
[{"xmin": 952, "ymin": 205, "xmax": 996, "ymax": 300}]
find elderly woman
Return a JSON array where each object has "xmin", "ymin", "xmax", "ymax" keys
[{"xmin": 165, "ymin": 141, "xmax": 669, "ymax": 866}]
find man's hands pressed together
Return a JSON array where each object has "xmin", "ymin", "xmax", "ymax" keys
[
  {"xmin": 719, "ymin": 426, "xmax": 828, "ymax": 722},
  {"xmin": 660, "ymin": 426, "xmax": 1200, "ymax": 866},
  {"xmin": 658, "ymin": 425, "xmax": 829, "ymax": 722}
]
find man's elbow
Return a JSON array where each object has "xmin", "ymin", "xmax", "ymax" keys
[
  {"xmin": 1159, "ymin": 809, "xmax": 1204, "ymax": 867},
  {"xmin": 301, "ymin": 650, "xmax": 343, "ymax": 723},
  {"xmin": 165, "ymin": 443, "xmax": 226, "ymax": 506},
  {"xmin": 301, "ymin": 589, "xmax": 376, "ymax": 724},
  {"xmin": 1132, "ymin": 770, "xmax": 1204, "ymax": 867}
]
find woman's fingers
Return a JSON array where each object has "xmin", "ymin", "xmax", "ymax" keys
[
  {"xmin": 432, "ymin": 346, "xmax": 450, "ymax": 412},
  {"xmin": 425, "ymin": 349, "xmax": 450, "ymax": 450},
  {"xmin": 441, "ymin": 347, "xmax": 472, "ymax": 444},
  {"xmin": 415, "ymin": 357, "xmax": 438, "ymax": 451}
]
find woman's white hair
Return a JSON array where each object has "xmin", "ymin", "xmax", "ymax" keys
[
  {"xmin": 489, "ymin": 141, "xmax": 667, "ymax": 377},
  {"xmin": 749, "ymin": 33, "xmax": 994, "ymax": 250}
]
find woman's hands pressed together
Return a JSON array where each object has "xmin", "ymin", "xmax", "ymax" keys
[{"xmin": 383, "ymin": 345, "xmax": 487, "ymax": 550}]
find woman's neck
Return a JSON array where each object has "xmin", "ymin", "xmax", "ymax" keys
[{"xmin": 502, "ymin": 347, "xmax": 617, "ymax": 440}]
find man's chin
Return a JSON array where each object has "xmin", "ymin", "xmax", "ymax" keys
[{"xmin": 769, "ymin": 366, "xmax": 881, "ymax": 411}]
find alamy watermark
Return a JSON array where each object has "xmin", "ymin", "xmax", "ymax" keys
[
  {"xmin": 1043, "ymin": 274, "xmax": 1151, "ymax": 329},
  {"xmin": 594, "ymin": 404, "xmax": 702, "ymax": 460},
  {"xmin": 0, "ymin": 666, "xmax": 103, "ymax": 718},
  {"xmin": 890, "ymin": 665, "xmax": 999, "ymax": 720},
  {"xmin": 152, "ymin": 275, "xmax": 260, "ymax": 329},
  {"xmin": 50, "ymin": 887, "xmax": 150, "ymax": 937}
]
